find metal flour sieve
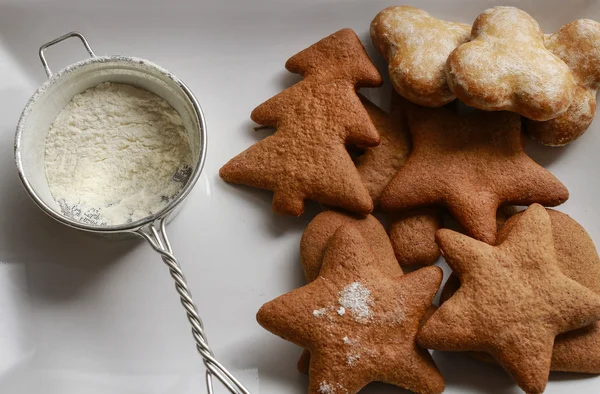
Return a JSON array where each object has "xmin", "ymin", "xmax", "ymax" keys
[{"xmin": 14, "ymin": 32, "xmax": 251, "ymax": 394}]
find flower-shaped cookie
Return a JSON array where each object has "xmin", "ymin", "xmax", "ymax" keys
[
  {"xmin": 371, "ymin": 6, "xmax": 470, "ymax": 107},
  {"xmin": 525, "ymin": 19, "xmax": 600, "ymax": 146},
  {"xmin": 446, "ymin": 6, "xmax": 577, "ymax": 121}
]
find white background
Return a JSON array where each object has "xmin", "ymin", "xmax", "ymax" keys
[{"xmin": 0, "ymin": 0, "xmax": 599, "ymax": 393}]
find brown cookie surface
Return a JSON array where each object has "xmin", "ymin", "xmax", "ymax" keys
[
  {"xmin": 298, "ymin": 210, "xmax": 402, "ymax": 374},
  {"xmin": 258, "ymin": 225, "xmax": 445, "ymax": 394},
  {"xmin": 389, "ymin": 209, "xmax": 442, "ymax": 266},
  {"xmin": 418, "ymin": 204, "xmax": 600, "ymax": 394},
  {"xmin": 443, "ymin": 208, "xmax": 600, "ymax": 373},
  {"xmin": 526, "ymin": 19, "xmax": 600, "ymax": 146},
  {"xmin": 220, "ymin": 29, "xmax": 382, "ymax": 216},
  {"xmin": 370, "ymin": 6, "xmax": 470, "ymax": 107},
  {"xmin": 355, "ymin": 94, "xmax": 410, "ymax": 205},
  {"xmin": 356, "ymin": 95, "xmax": 442, "ymax": 266},
  {"xmin": 446, "ymin": 6, "xmax": 576, "ymax": 121},
  {"xmin": 380, "ymin": 104, "xmax": 569, "ymax": 244},
  {"xmin": 300, "ymin": 210, "xmax": 402, "ymax": 283}
]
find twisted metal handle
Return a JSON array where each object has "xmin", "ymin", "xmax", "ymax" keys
[{"xmin": 137, "ymin": 217, "xmax": 251, "ymax": 394}]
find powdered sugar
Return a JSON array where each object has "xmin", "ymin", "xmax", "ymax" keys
[
  {"xmin": 319, "ymin": 381, "xmax": 347, "ymax": 394},
  {"xmin": 319, "ymin": 382, "xmax": 335, "ymax": 394},
  {"xmin": 343, "ymin": 336, "xmax": 362, "ymax": 367},
  {"xmin": 311, "ymin": 282, "xmax": 373, "ymax": 324},
  {"xmin": 45, "ymin": 82, "xmax": 192, "ymax": 225},
  {"xmin": 546, "ymin": 19, "xmax": 600, "ymax": 90},
  {"xmin": 338, "ymin": 282, "xmax": 374, "ymax": 324},
  {"xmin": 346, "ymin": 353, "xmax": 360, "ymax": 366},
  {"xmin": 313, "ymin": 308, "xmax": 329, "ymax": 318},
  {"xmin": 448, "ymin": 7, "xmax": 575, "ymax": 118},
  {"xmin": 377, "ymin": 6, "xmax": 469, "ymax": 81}
]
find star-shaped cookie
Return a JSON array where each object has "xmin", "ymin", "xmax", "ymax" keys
[
  {"xmin": 380, "ymin": 104, "xmax": 569, "ymax": 244},
  {"xmin": 443, "ymin": 207, "xmax": 600, "ymax": 373},
  {"xmin": 257, "ymin": 224, "xmax": 444, "ymax": 394},
  {"xmin": 356, "ymin": 94, "xmax": 442, "ymax": 266},
  {"xmin": 418, "ymin": 204, "xmax": 600, "ymax": 394}
]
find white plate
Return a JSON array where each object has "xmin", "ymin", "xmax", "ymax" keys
[{"xmin": 0, "ymin": 0, "xmax": 599, "ymax": 393}]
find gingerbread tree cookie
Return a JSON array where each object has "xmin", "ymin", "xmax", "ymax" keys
[
  {"xmin": 258, "ymin": 224, "xmax": 444, "ymax": 394},
  {"xmin": 526, "ymin": 19, "xmax": 600, "ymax": 146},
  {"xmin": 380, "ymin": 103, "xmax": 568, "ymax": 244},
  {"xmin": 220, "ymin": 29, "xmax": 382, "ymax": 216},
  {"xmin": 446, "ymin": 6, "xmax": 576, "ymax": 121},
  {"xmin": 418, "ymin": 204, "xmax": 600, "ymax": 394}
]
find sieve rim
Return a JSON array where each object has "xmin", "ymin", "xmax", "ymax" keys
[{"xmin": 15, "ymin": 55, "xmax": 207, "ymax": 233}]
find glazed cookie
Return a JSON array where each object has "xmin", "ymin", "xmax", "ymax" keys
[
  {"xmin": 446, "ymin": 6, "xmax": 576, "ymax": 121},
  {"xmin": 258, "ymin": 224, "xmax": 445, "ymax": 394},
  {"xmin": 418, "ymin": 204, "xmax": 600, "ymax": 394},
  {"xmin": 371, "ymin": 6, "xmax": 470, "ymax": 107},
  {"xmin": 526, "ymin": 19, "xmax": 600, "ymax": 146},
  {"xmin": 220, "ymin": 29, "xmax": 382, "ymax": 216},
  {"xmin": 380, "ymin": 104, "xmax": 569, "ymax": 244},
  {"xmin": 443, "ymin": 208, "xmax": 600, "ymax": 373}
]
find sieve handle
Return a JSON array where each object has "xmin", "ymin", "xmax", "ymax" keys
[
  {"xmin": 136, "ymin": 217, "xmax": 252, "ymax": 394},
  {"xmin": 39, "ymin": 31, "xmax": 96, "ymax": 78}
]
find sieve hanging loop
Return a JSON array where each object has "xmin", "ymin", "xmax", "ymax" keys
[
  {"xmin": 136, "ymin": 217, "xmax": 251, "ymax": 394},
  {"xmin": 39, "ymin": 31, "xmax": 96, "ymax": 78}
]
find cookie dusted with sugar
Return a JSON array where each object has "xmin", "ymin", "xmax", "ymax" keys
[
  {"xmin": 442, "ymin": 208, "xmax": 600, "ymax": 374},
  {"xmin": 418, "ymin": 204, "xmax": 600, "ymax": 394},
  {"xmin": 258, "ymin": 224, "xmax": 445, "ymax": 394},
  {"xmin": 371, "ymin": 6, "xmax": 470, "ymax": 107},
  {"xmin": 220, "ymin": 29, "xmax": 382, "ymax": 216},
  {"xmin": 526, "ymin": 19, "xmax": 600, "ymax": 146},
  {"xmin": 298, "ymin": 210, "xmax": 403, "ymax": 374},
  {"xmin": 446, "ymin": 6, "xmax": 576, "ymax": 121},
  {"xmin": 380, "ymin": 103, "xmax": 569, "ymax": 244}
]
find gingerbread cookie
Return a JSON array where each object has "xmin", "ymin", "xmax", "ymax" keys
[
  {"xmin": 220, "ymin": 29, "xmax": 382, "ymax": 216},
  {"xmin": 418, "ymin": 204, "xmax": 600, "ymax": 394},
  {"xmin": 356, "ymin": 94, "xmax": 442, "ymax": 266},
  {"xmin": 443, "ymin": 208, "xmax": 600, "ymax": 373},
  {"xmin": 371, "ymin": 6, "xmax": 470, "ymax": 107},
  {"xmin": 389, "ymin": 209, "xmax": 442, "ymax": 266},
  {"xmin": 526, "ymin": 19, "xmax": 600, "ymax": 146},
  {"xmin": 446, "ymin": 6, "xmax": 576, "ymax": 121},
  {"xmin": 380, "ymin": 103, "xmax": 569, "ymax": 244},
  {"xmin": 355, "ymin": 94, "xmax": 410, "ymax": 205},
  {"xmin": 298, "ymin": 211, "xmax": 403, "ymax": 375},
  {"xmin": 300, "ymin": 210, "xmax": 402, "ymax": 283},
  {"xmin": 258, "ymin": 224, "xmax": 445, "ymax": 394}
]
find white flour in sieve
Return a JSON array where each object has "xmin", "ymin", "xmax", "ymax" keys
[{"xmin": 44, "ymin": 82, "xmax": 193, "ymax": 226}]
